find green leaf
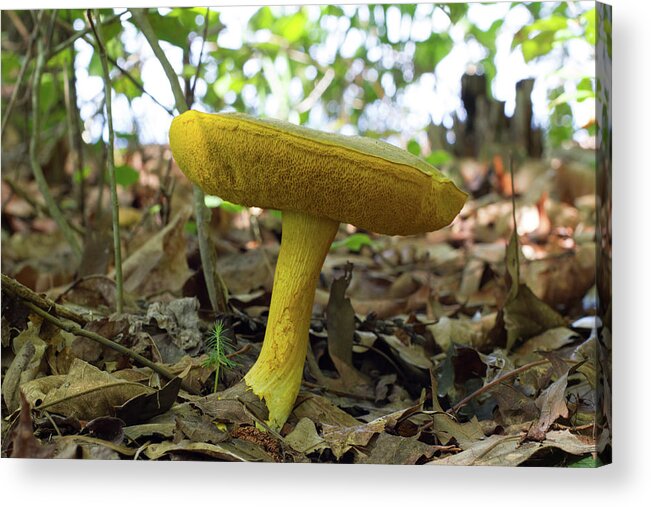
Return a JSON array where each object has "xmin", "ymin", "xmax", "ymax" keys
[
  {"xmin": 73, "ymin": 166, "xmax": 92, "ymax": 183},
  {"xmin": 101, "ymin": 18, "xmax": 123, "ymax": 44},
  {"xmin": 38, "ymin": 73, "xmax": 57, "ymax": 116},
  {"xmin": 184, "ymin": 220, "xmax": 197, "ymax": 235},
  {"xmin": 112, "ymin": 72, "xmax": 141, "ymax": 100},
  {"xmin": 414, "ymin": 33, "xmax": 453, "ymax": 73},
  {"xmin": 426, "ymin": 150, "xmax": 453, "ymax": 166},
  {"xmin": 148, "ymin": 12, "xmax": 189, "ymax": 48},
  {"xmin": 521, "ymin": 31, "xmax": 556, "ymax": 62},
  {"xmin": 1, "ymin": 52, "xmax": 21, "ymax": 82},
  {"xmin": 273, "ymin": 10, "xmax": 308, "ymax": 44},
  {"xmin": 407, "ymin": 139, "xmax": 421, "ymax": 156},
  {"xmin": 569, "ymin": 455, "xmax": 603, "ymax": 468},
  {"xmin": 331, "ymin": 233, "xmax": 377, "ymax": 252},
  {"xmin": 249, "ymin": 6, "xmax": 274, "ymax": 30},
  {"xmin": 114, "ymin": 165, "xmax": 140, "ymax": 187}
]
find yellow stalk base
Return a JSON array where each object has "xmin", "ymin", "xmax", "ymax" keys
[{"xmin": 243, "ymin": 210, "xmax": 339, "ymax": 430}]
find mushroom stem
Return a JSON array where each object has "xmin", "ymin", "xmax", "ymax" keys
[{"xmin": 244, "ymin": 210, "xmax": 339, "ymax": 430}]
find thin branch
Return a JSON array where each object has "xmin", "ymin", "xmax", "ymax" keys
[
  {"xmin": 26, "ymin": 302, "xmax": 198, "ymax": 395},
  {"xmin": 87, "ymin": 9, "xmax": 124, "ymax": 315},
  {"xmin": 102, "ymin": 52, "xmax": 174, "ymax": 115},
  {"xmin": 7, "ymin": 11, "xmax": 30, "ymax": 44},
  {"xmin": 62, "ymin": 61, "xmax": 84, "ymax": 225},
  {"xmin": 28, "ymin": 14, "xmax": 82, "ymax": 260},
  {"xmin": 129, "ymin": 7, "xmax": 228, "ymax": 314},
  {"xmin": 65, "ymin": 31, "xmax": 88, "ymax": 226},
  {"xmin": 188, "ymin": 7, "xmax": 211, "ymax": 105},
  {"xmin": 129, "ymin": 9, "xmax": 187, "ymax": 113},
  {"xmin": 1, "ymin": 273, "xmax": 198, "ymax": 395},
  {"xmin": 48, "ymin": 11, "xmax": 124, "ymax": 59},
  {"xmin": 53, "ymin": 15, "xmax": 175, "ymax": 118},
  {"xmin": 1, "ymin": 273, "xmax": 88, "ymax": 325},
  {"xmin": 448, "ymin": 359, "xmax": 549, "ymax": 414}
]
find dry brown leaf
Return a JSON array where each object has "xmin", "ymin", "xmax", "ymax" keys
[
  {"xmin": 122, "ymin": 207, "xmax": 192, "ymax": 297},
  {"xmin": 20, "ymin": 358, "xmax": 154, "ymax": 419},
  {"xmin": 429, "ymin": 429, "xmax": 593, "ymax": 466}
]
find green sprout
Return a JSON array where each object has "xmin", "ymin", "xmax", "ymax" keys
[{"xmin": 202, "ymin": 320, "xmax": 238, "ymax": 393}]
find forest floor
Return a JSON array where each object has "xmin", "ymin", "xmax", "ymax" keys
[{"xmin": 1, "ymin": 146, "xmax": 609, "ymax": 465}]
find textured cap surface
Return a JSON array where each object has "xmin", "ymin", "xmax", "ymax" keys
[{"xmin": 170, "ymin": 110, "xmax": 467, "ymax": 236}]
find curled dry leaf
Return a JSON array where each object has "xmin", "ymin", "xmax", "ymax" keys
[
  {"xmin": 20, "ymin": 358, "xmax": 154, "ymax": 420},
  {"xmin": 428, "ymin": 430, "xmax": 594, "ymax": 466},
  {"xmin": 121, "ymin": 207, "xmax": 192, "ymax": 298}
]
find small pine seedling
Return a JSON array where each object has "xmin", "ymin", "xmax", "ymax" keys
[{"xmin": 202, "ymin": 320, "xmax": 238, "ymax": 393}]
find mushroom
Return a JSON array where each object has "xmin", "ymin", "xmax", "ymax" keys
[{"xmin": 170, "ymin": 110, "xmax": 467, "ymax": 430}]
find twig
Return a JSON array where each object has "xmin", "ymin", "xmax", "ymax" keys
[
  {"xmin": 187, "ymin": 7, "xmax": 211, "ymax": 105},
  {"xmin": 226, "ymin": 343, "xmax": 253, "ymax": 359},
  {"xmin": 2, "ymin": 272, "xmax": 197, "ymax": 394},
  {"xmin": 48, "ymin": 11, "xmax": 124, "ymax": 59},
  {"xmin": 448, "ymin": 358, "xmax": 549, "ymax": 414},
  {"xmin": 129, "ymin": 9, "xmax": 187, "ymax": 112},
  {"xmin": 62, "ymin": 61, "xmax": 85, "ymax": 226},
  {"xmin": 1, "ymin": 11, "xmax": 44, "ymax": 138},
  {"xmin": 87, "ymin": 9, "xmax": 124, "ymax": 315},
  {"xmin": 28, "ymin": 13, "xmax": 82, "ymax": 260},
  {"xmin": 1, "ymin": 273, "xmax": 88, "ymax": 325},
  {"xmin": 24, "ymin": 301, "xmax": 198, "ymax": 395},
  {"xmin": 129, "ymin": 7, "xmax": 228, "ymax": 313},
  {"xmin": 54, "ymin": 16, "xmax": 175, "ymax": 116},
  {"xmin": 7, "ymin": 11, "xmax": 30, "ymax": 44},
  {"xmin": 62, "ymin": 11, "xmax": 88, "ymax": 226}
]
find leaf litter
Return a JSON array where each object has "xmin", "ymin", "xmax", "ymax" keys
[{"xmin": 1, "ymin": 149, "xmax": 605, "ymax": 465}]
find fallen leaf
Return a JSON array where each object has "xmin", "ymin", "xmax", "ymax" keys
[
  {"xmin": 81, "ymin": 416, "xmax": 125, "ymax": 444},
  {"xmin": 122, "ymin": 207, "xmax": 192, "ymax": 297},
  {"xmin": 143, "ymin": 439, "xmax": 271, "ymax": 462},
  {"xmin": 326, "ymin": 263, "xmax": 357, "ymax": 379},
  {"xmin": 115, "ymin": 376, "xmax": 182, "ymax": 425},
  {"xmin": 355, "ymin": 432, "xmax": 436, "ymax": 465},
  {"xmin": 429, "ymin": 430, "xmax": 594, "ymax": 466},
  {"xmin": 527, "ymin": 370, "xmax": 570, "ymax": 441},
  {"xmin": 292, "ymin": 394, "xmax": 360, "ymax": 428},
  {"xmin": 428, "ymin": 376, "xmax": 485, "ymax": 449},
  {"xmin": 174, "ymin": 411, "xmax": 229, "ymax": 444},
  {"xmin": 284, "ymin": 417, "xmax": 328, "ymax": 455},
  {"xmin": 123, "ymin": 422, "xmax": 175, "ymax": 441},
  {"xmin": 145, "ymin": 297, "xmax": 203, "ymax": 351},
  {"xmin": 322, "ymin": 418, "xmax": 386, "ymax": 459},
  {"xmin": 21, "ymin": 358, "xmax": 154, "ymax": 419},
  {"xmin": 379, "ymin": 333, "xmax": 433, "ymax": 370},
  {"xmin": 52, "ymin": 435, "xmax": 137, "ymax": 458},
  {"xmin": 514, "ymin": 327, "xmax": 578, "ymax": 356},
  {"xmin": 9, "ymin": 392, "xmax": 55, "ymax": 458},
  {"xmin": 501, "ymin": 232, "xmax": 567, "ymax": 350}
]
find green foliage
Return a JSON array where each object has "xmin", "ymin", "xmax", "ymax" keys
[
  {"xmin": 414, "ymin": 33, "xmax": 453, "ymax": 74},
  {"xmin": 568, "ymin": 455, "xmax": 603, "ymax": 468},
  {"xmin": 202, "ymin": 320, "xmax": 238, "ymax": 394},
  {"xmin": 426, "ymin": 150, "xmax": 453, "ymax": 167},
  {"xmin": 72, "ymin": 166, "xmax": 92, "ymax": 183},
  {"xmin": 113, "ymin": 165, "xmax": 140, "ymax": 187},
  {"xmin": 204, "ymin": 195, "xmax": 245, "ymax": 213},
  {"xmin": 147, "ymin": 12, "xmax": 189, "ymax": 48},
  {"xmin": 331, "ymin": 233, "xmax": 377, "ymax": 253}
]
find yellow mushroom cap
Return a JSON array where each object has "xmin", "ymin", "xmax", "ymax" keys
[{"xmin": 170, "ymin": 110, "xmax": 467, "ymax": 236}]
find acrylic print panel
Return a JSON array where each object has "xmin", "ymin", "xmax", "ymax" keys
[{"xmin": 1, "ymin": 2, "xmax": 611, "ymax": 466}]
